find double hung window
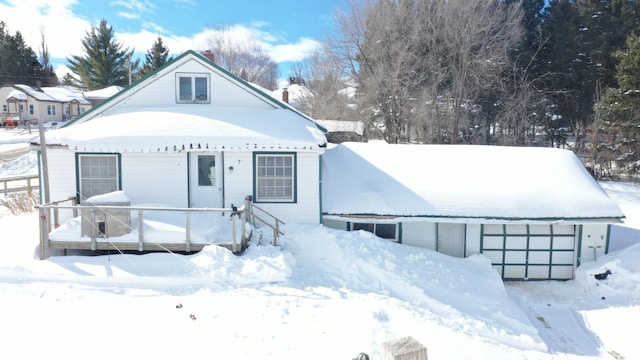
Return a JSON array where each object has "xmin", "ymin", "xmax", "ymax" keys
[
  {"xmin": 176, "ymin": 73, "xmax": 210, "ymax": 103},
  {"xmin": 77, "ymin": 154, "xmax": 120, "ymax": 202},
  {"xmin": 254, "ymin": 153, "xmax": 296, "ymax": 203}
]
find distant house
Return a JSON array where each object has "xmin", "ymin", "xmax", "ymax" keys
[
  {"xmin": 0, "ymin": 84, "xmax": 94, "ymax": 126},
  {"xmin": 321, "ymin": 142, "xmax": 625, "ymax": 280},
  {"xmin": 315, "ymin": 119, "xmax": 365, "ymax": 143},
  {"xmin": 35, "ymin": 50, "xmax": 326, "ymax": 255}
]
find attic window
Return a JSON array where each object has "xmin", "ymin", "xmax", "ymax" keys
[{"xmin": 176, "ymin": 73, "xmax": 210, "ymax": 103}]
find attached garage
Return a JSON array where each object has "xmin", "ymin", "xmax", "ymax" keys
[
  {"xmin": 321, "ymin": 143, "xmax": 625, "ymax": 280},
  {"xmin": 480, "ymin": 224, "xmax": 576, "ymax": 280}
]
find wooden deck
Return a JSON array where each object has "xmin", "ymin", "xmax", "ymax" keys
[
  {"xmin": 37, "ymin": 196, "xmax": 283, "ymax": 259},
  {"xmin": 37, "ymin": 198, "xmax": 252, "ymax": 259}
]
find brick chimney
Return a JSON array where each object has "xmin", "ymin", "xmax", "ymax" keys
[
  {"xmin": 202, "ymin": 50, "xmax": 215, "ymax": 62},
  {"xmin": 282, "ymin": 88, "xmax": 289, "ymax": 103}
]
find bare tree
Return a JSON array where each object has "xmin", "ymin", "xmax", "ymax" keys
[
  {"xmin": 326, "ymin": 0, "xmax": 525, "ymax": 144},
  {"xmin": 205, "ymin": 27, "xmax": 278, "ymax": 90},
  {"xmin": 290, "ymin": 50, "xmax": 358, "ymax": 122}
]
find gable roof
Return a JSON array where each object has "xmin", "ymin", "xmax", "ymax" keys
[
  {"xmin": 322, "ymin": 142, "xmax": 624, "ymax": 222},
  {"xmin": 43, "ymin": 50, "xmax": 326, "ymax": 151},
  {"xmin": 11, "ymin": 84, "xmax": 91, "ymax": 105}
]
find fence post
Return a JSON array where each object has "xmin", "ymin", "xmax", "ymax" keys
[
  {"xmin": 381, "ymin": 336, "xmax": 428, "ymax": 360},
  {"xmin": 38, "ymin": 206, "xmax": 47, "ymax": 260},
  {"xmin": 138, "ymin": 209, "xmax": 144, "ymax": 251}
]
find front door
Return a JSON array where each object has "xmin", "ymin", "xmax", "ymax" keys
[
  {"xmin": 437, "ymin": 223, "xmax": 466, "ymax": 257},
  {"xmin": 189, "ymin": 152, "xmax": 223, "ymax": 208}
]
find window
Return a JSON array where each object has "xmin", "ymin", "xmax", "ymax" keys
[
  {"xmin": 77, "ymin": 154, "xmax": 120, "ymax": 202},
  {"xmin": 47, "ymin": 105, "xmax": 56, "ymax": 115},
  {"xmin": 351, "ymin": 222, "xmax": 399, "ymax": 242},
  {"xmin": 197, "ymin": 155, "xmax": 216, "ymax": 186},
  {"xmin": 254, "ymin": 153, "xmax": 295, "ymax": 202},
  {"xmin": 2, "ymin": 105, "xmax": 6, "ymax": 112},
  {"xmin": 29, "ymin": 105, "xmax": 34, "ymax": 115},
  {"xmin": 176, "ymin": 73, "xmax": 210, "ymax": 103}
]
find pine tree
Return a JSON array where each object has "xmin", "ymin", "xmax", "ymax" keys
[
  {"xmin": 137, "ymin": 36, "xmax": 173, "ymax": 79},
  {"xmin": 596, "ymin": 34, "xmax": 640, "ymax": 178},
  {"xmin": 0, "ymin": 21, "xmax": 49, "ymax": 87},
  {"xmin": 66, "ymin": 19, "xmax": 136, "ymax": 90}
]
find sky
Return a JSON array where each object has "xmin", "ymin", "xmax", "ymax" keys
[
  {"xmin": 0, "ymin": 140, "xmax": 639, "ymax": 359},
  {"xmin": 0, "ymin": 0, "xmax": 344, "ymax": 82}
]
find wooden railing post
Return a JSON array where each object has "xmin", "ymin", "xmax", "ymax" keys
[
  {"xmin": 232, "ymin": 213, "xmax": 239, "ymax": 252},
  {"xmin": 185, "ymin": 211, "xmax": 191, "ymax": 252},
  {"xmin": 38, "ymin": 206, "xmax": 48, "ymax": 260},
  {"xmin": 90, "ymin": 207, "xmax": 97, "ymax": 251},
  {"xmin": 138, "ymin": 209, "xmax": 144, "ymax": 251}
]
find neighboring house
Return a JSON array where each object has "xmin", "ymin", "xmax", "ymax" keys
[
  {"xmin": 38, "ymin": 50, "xmax": 327, "ymax": 228},
  {"xmin": 0, "ymin": 83, "xmax": 93, "ymax": 126},
  {"xmin": 321, "ymin": 142, "xmax": 625, "ymax": 280},
  {"xmin": 82, "ymin": 85, "xmax": 124, "ymax": 106},
  {"xmin": 315, "ymin": 119, "xmax": 365, "ymax": 143}
]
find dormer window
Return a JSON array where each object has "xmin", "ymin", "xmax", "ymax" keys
[{"xmin": 176, "ymin": 73, "xmax": 210, "ymax": 103}]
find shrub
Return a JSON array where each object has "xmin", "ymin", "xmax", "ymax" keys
[{"xmin": 1, "ymin": 191, "xmax": 39, "ymax": 215}]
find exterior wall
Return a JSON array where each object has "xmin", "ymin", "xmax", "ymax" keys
[
  {"xmin": 120, "ymin": 152, "xmax": 188, "ymax": 207},
  {"xmin": 222, "ymin": 152, "xmax": 254, "ymax": 208},
  {"xmin": 465, "ymin": 223, "xmax": 482, "ymax": 256},
  {"xmin": 578, "ymin": 224, "xmax": 610, "ymax": 264},
  {"xmin": 42, "ymin": 148, "xmax": 78, "ymax": 223},
  {"xmin": 322, "ymin": 218, "xmax": 348, "ymax": 231},
  {"xmin": 104, "ymin": 58, "xmax": 274, "ymax": 112},
  {"xmin": 401, "ymin": 221, "xmax": 436, "ymax": 249},
  {"xmin": 252, "ymin": 151, "xmax": 321, "ymax": 224}
]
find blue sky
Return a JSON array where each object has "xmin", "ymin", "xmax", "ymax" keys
[{"xmin": 0, "ymin": 0, "xmax": 344, "ymax": 84}]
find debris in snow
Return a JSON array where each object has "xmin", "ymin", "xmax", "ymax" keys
[{"xmin": 594, "ymin": 270, "xmax": 612, "ymax": 280}]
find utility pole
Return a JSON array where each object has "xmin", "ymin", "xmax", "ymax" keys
[{"xmin": 37, "ymin": 116, "xmax": 50, "ymax": 204}]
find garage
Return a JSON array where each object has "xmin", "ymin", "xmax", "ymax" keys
[{"xmin": 481, "ymin": 224, "xmax": 576, "ymax": 280}]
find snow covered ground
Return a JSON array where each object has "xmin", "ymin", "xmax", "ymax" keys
[{"xmin": 1, "ymin": 129, "xmax": 639, "ymax": 360}]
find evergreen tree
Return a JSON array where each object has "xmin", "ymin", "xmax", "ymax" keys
[
  {"xmin": 67, "ymin": 19, "xmax": 136, "ymax": 90},
  {"xmin": 137, "ymin": 36, "xmax": 173, "ymax": 79},
  {"xmin": 0, "ymin": 21, "xmax": 49, "ymax": 86},
  {"xmin": 596, "ymin": 34, "xmax": 640, "ymax": 178}
]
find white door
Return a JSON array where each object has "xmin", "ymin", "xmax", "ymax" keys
[
  {"xmin": 189, "ymin": 152, "xmax": 223, "ymax": 208},
  {"xmin": 437, "ymin": 223, "xmax": 465, "ymax": 257}
]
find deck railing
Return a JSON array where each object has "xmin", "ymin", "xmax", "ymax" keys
[
  {"xmin": 243, "ymin": 195, "xmax": 285, "ymax": 246},
  {"xmin": 37, "ymin": 198, "xmax": 249, "ymax": 260},
  {"xmin": 0, "ymin": 174, "xmax": 39, "ymax": 196}
]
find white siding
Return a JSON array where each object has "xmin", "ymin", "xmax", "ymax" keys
[
  {"xmin": 223, "ymin": 151, "xmax": 321, "ymax": 224},
  {"xmin": 254, "ymin": 152, "xmax": 320, "ymax": 224},
  {"xmin": 322, "ymin": 218, "xmax": 348, "ymax": 231},
  {"xmin": 222, "ymin": 152, "xmax": 254, "ymax": 207},
  {"xmin": 465, "ymin": 223, "xmax": 482, "ymax": 256},
  {"xmin": 103, "ymin": 58, "xmax": 274, "ymax": 113},
  {"xmin": 579, "ymin": 224, "xmax": 610, "ymax": 263},
  {"xmin": 401, "ymin": 222, "xmax": 436, "ymax": 250},
  {"xmin": 121, "ymin": 152, "xmax": 188, "ymax": 207},
  {"xmin": 43, "ymin": 148, "xmax": 77, "ymax": 222}
]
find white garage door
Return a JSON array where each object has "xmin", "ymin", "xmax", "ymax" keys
[{"xmin": 481, "ymin": 224, "xmax": 576, "ymax": 280}]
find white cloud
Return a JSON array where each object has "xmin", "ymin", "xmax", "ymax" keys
[
  {"xmin": 0, "ymin": 0, "xmax": 322, "ymax": 80},
  {"xmin": 0, "ymin": 0, "xmax": 92, "ymax": 58},
  {"xmin": 267, "ymin": 38, "xmax": 322, "ymax": 63}
]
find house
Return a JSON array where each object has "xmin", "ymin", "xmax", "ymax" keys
[
  {"xmin": 35, "ymin": 50, "xmax": 326, "ymax": 256},
  {"xmin": 321, "ymin": 142, "xmax": 625, "ymax": 280},
  {"xmin": 0, "ymin": 84, "xmax": 93, "ymax": 126}
]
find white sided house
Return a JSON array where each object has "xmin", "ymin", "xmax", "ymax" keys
[
  {"xmin": 36, "ymin": 50, "xmax": 326, "ymax": 255},
  {"xmin": 321, "ymin": 142, "xmax": 625, "ymax": 280}
]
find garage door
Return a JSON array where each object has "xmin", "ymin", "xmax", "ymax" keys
[{"xmin": 481, "ymin": 224, "xmax": 576, "ymax": 280}]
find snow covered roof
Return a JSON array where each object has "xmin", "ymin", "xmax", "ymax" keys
[
  {"xmin": 41, "ymin": 106, "xmax": 327, "ymax": 152},
  {"xmin": 315, "ymin": 120, "xmax": 364, "ymax": 135},
  {"xmin": 322, "ymin": 142, "xmax": 625, "ymax": 222},
  {"xmin": 12, "ymin": 84, "xmax": 91, "ymax": 105},
  {"xmin": 6, "ymin": 89, "xmax": 27, "ymax": 101},
  {"xmin": 82, "ymin": 86, "xmax": 123, "ymax": 99}
]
